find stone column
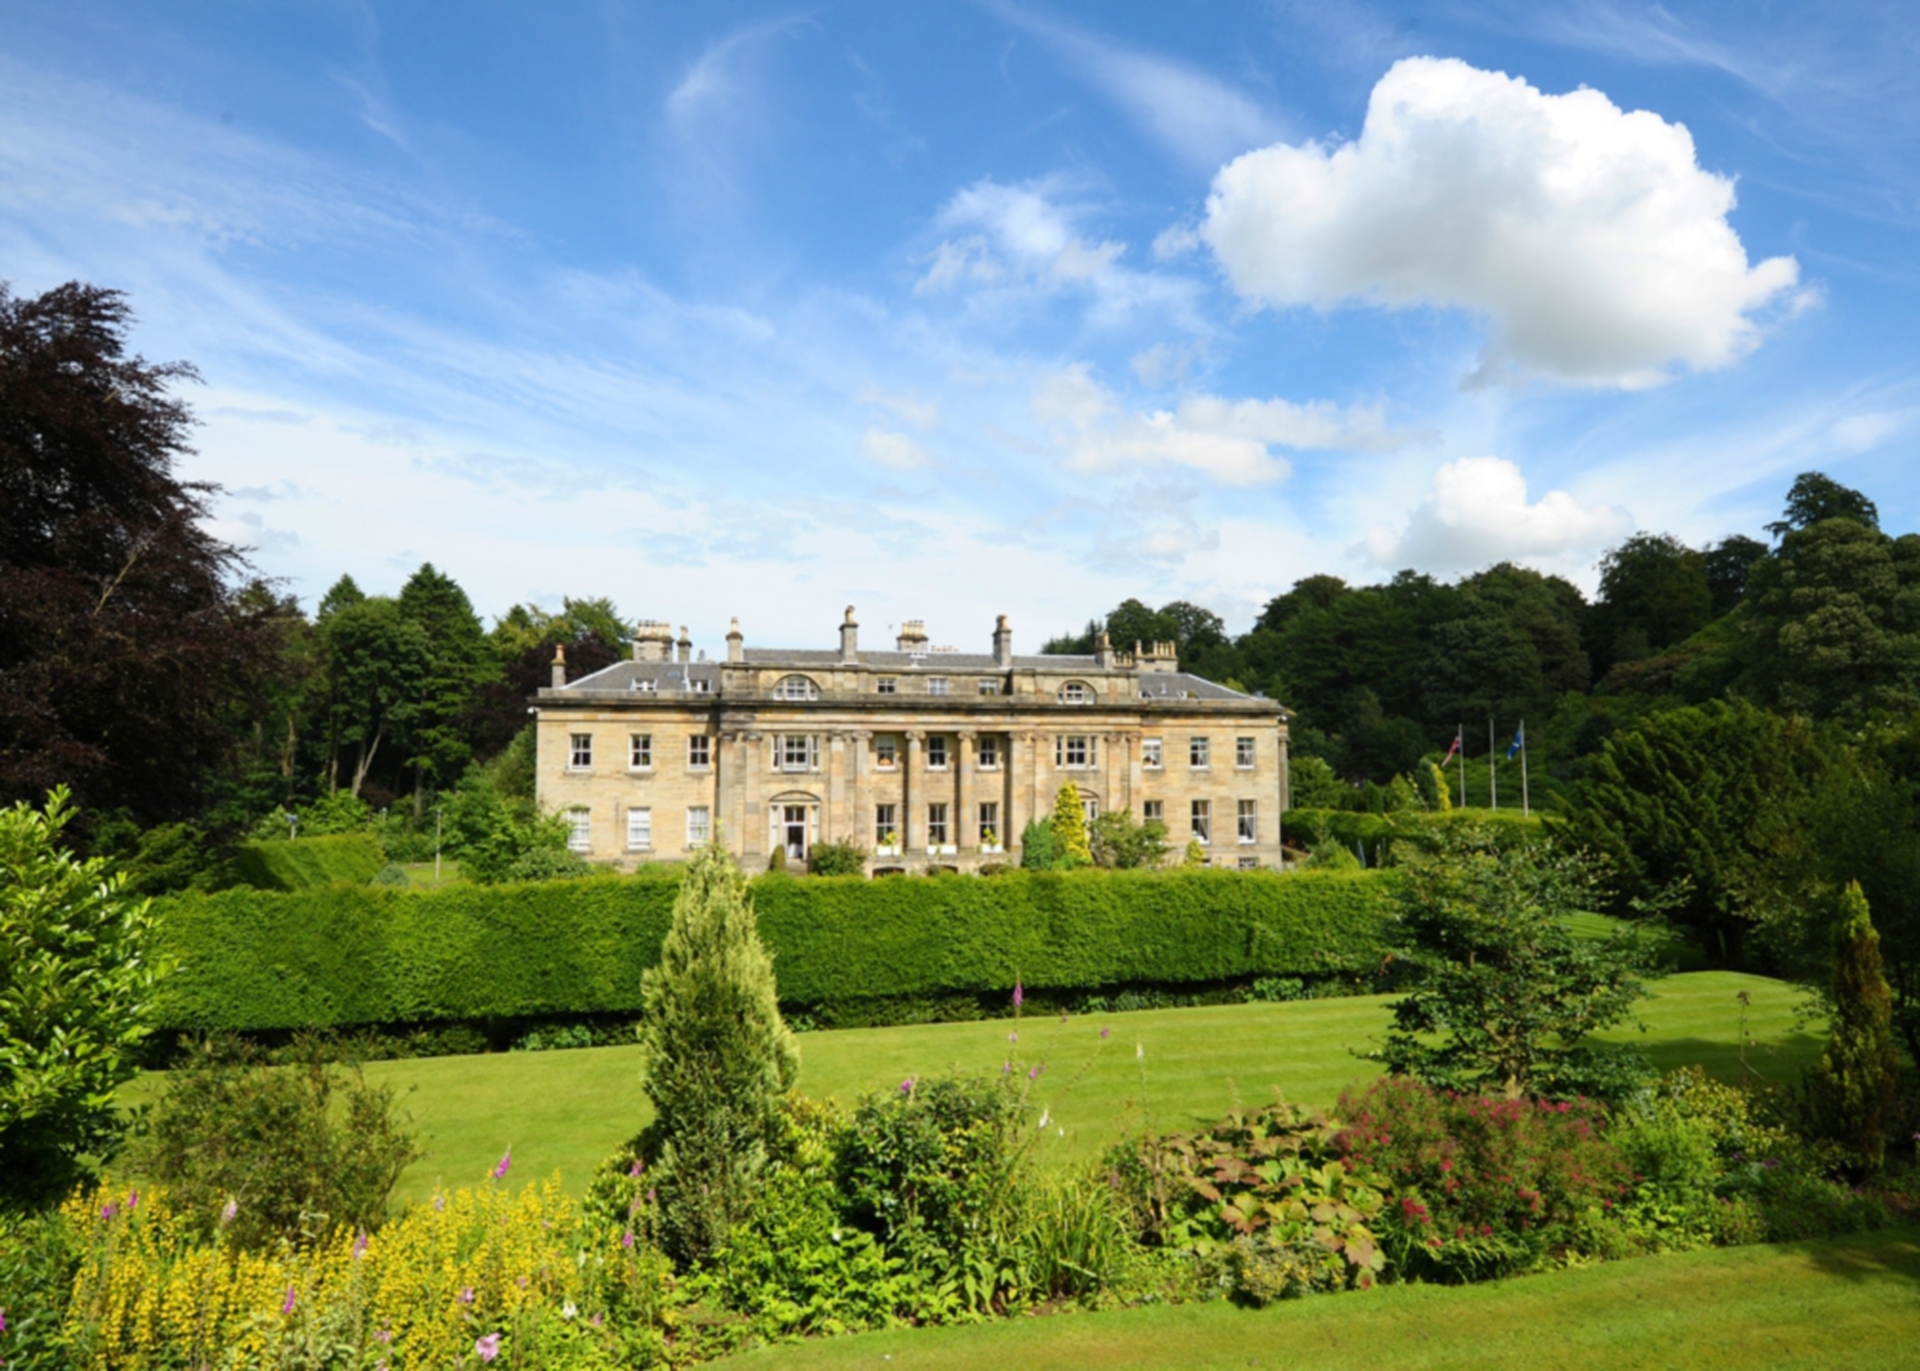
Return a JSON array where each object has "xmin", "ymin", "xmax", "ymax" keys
[
  {"xmin": 956, "ymin": 731, "xmax": 974, "ymax": 851},
  {"xmin": 1006, "ymin": 732, "xmax": 1027, "ymax": 846},
  {"xmin": 827, "ymin": 731, "xmax": 847, "ymax": 842},
  {"xmin": 849, "ymin": 731, "xmax": 870, "ymax": 850},
  {"xmin": 1103, "ymin": 731, "xmax": 1122, "ymax": 817},
  {"xmin": 904, "ymin": 730, "xmax": 923, "ymax": 854}
]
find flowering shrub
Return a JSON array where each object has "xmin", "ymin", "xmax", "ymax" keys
[
  {"xmin": 56, "ymin": 1177, "xmax": 678, "ymax": 1369},
  {"xmin": 1335, "ymin": 1077, "xmax": 1633, "ymax": 1281}
]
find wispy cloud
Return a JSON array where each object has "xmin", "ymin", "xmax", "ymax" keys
[{"xmin": 990, "ymin": 2, "xmax": 1285, "ymax": 168}]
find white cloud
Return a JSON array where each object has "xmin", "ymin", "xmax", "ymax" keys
[
  {"xmin": 1361, "ymin": 456, "xmax": 1630, "ymax": 572},
  {"xmin": 1033, "ymin": 364, "xmax": 1418, "ymax": 487},
  {"xmin": 915, "ymin": 177, "xmax": 1195, "ymax": 323},
  {"xmin": 855, "ymin": 386, "xmax": 940, "ymax": 430},
  {"xmin": 1200, "ymin": 56, "xmax": 1804, "ymax": 388},
  {"xmin": 861, "ymin": 427, "xmax": 931, "ymax": 471}
]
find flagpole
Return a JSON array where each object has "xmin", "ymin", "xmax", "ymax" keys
[
  {"xmin": 1488, "ymin": 717, "xmax": 1497, "ymax": 811},
  {"xmin": 1520, "ymin": 721, "xmax": 1530, "ymax": 818},
  {"xmin": 1457, "ymin": 725, "xmax": 1466, "ymax": 809}
]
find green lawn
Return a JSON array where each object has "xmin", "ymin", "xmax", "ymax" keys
[
  {"xmin": 344, "ymin": 970, "xmax": 1817, "ymax": 1203},
  {"xmin": 712, "ymin": 1229, "xmax": 1920, "ymax": 1371}
]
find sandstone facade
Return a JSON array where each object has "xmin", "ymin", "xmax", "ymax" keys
[{"xmin": 533, "ymin": 610, "xmax": 1290, "ymax": 874}]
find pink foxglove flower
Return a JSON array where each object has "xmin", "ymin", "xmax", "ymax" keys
[
  {"xmin": 474, "ymin": 1332, "xmax": 501, "ymax": 1363},
  {"xmin": 491, "ymin": 1147, "xmax": 512, "ymax": 1180},
  {"xmin": 221, "ymin": 1198, "xmax": 238, "ymax": 1226},
  {"xmin": 353, "ymin": 1229, "xmax": 369, "ymax": 1260},
  {"xmin": 281, "ymin": 1286, "xmax": 297, "ymax": 1316},
  {"xmin": 1012, "ymin": 981, "xmax": 1024, "ymax": 1009},
  {"xmin": 621, "ymin": 1230, "xmax": 635, "ymax": 1250},
  {"xmin": 459, "ymin": 1287, "xmax": 475, "ymax": 1306}
]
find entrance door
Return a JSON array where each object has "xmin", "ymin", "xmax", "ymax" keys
[{"xmin": 783, "ymin": 804, "xmax": 809, "ymax": 862}]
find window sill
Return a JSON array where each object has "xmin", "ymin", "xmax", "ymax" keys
[
  {"xmin": 979, "ymin": 844, "xmax": 1004, "ymax": 854},
  {"xmin": 566, "ymin": 766, "xmax": 593, "ymax": 774},
  {"xmin": 925, "ymin": 844, "xmax": 957, "ymax": 855},
  {"xmin": 876, "ymin": 845, "xmax": 901, "ymax": 857}
]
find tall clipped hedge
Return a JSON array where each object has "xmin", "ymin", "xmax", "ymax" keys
[
  {"xmin": 1283, "ymin": 809, "xmax": 1543, "ymax": 865},
  {"xmin": 151, "ymin": 868, "xmax": 1396, "ymax": 1033},
  {"xmin": 230, "ymin": 834, "xmax": 389, "ymax": 891}
]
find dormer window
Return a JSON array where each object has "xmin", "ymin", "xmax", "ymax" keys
[
  {"xmin": 775, "ymin": 674, "xmax": 820, "ymax": 701},
  {"xmin": 1059, "ymin": 681, "xmax": 1091, "ymax": 704}
]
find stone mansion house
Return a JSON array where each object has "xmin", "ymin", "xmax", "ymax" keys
[{"xmin": 533, "ymin": 610, "xmax": 1291, "ymax": 874}]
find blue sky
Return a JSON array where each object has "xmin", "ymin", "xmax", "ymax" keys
[{"xmin": 4, "ymin": 1, "xmax": 1917, "ymax": 653}]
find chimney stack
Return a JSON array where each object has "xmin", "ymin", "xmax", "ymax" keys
[
  {"xmin": 726, "ymin": 617, "xmax": 744, "ymax": 664},
  {"xmin": 992, "ymin": 614, "xmax": 1013, "ymax": 668},
  {"xmin": 839, "ymin": 606, "xmax": 859, "ymax": 663},
  {"xmin": 1095, "ymin": 629, "xmax": 1114, "ymax": 668},
  {"xmin": 550, "ymin": 644, "xmax": 567, "ymax": 688},
  {"xmin": 633, "ymin": 621, "xmax": 673, "ymax": 662},
  {"xmin": 896, "ymin": 619, "xmax": 929, "ymax": 652},
  {"xmin": 676, "ymin": 626, "xmax": 692, "ymax": 664}
]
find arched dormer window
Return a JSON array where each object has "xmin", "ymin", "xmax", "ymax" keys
[
  {"xmin": 1059, "ymin": 680, "xmax": 1092, "ymax": 704},
  {"xmin": 775, "ymin": 674, "xmax": 820, "ymax": 701}
]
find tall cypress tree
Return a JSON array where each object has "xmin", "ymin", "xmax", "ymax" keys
[
  {"xmin": 639, "ymin": 840, "xmax": 798, "ymax": 1264},
  {"xmin": 1813, "ymin": 882, "xmax": 1899, "ymax": 1174}
]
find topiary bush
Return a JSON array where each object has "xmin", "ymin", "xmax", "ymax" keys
[{"xmin": 230, "ymin": 833, "xmax": 388, "ymax": 890}]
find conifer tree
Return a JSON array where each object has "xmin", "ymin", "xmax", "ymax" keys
[
  {"xmin": 1813, "ymin": 882, "xmax": 1899, "ymax": 1173},
  {"xmin": 639, "ymin": 839, "xmax": 799, "ymax": 1264},
  {"xmin": 1050, "ymin": 781, "xmax": 1092, "ymax": 867}
]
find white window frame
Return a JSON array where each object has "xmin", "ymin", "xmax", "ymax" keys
[
  {"xmin": 1143, "ymin": 799, "xmax": 1164, "ymax": 825},
  {"xmin": 1236, "ymin": 737, "xmax": 1256, "ymax": 769},
  {"xmin": 1238, "ymin": 799, "xmax": 1258, "ymax": 845},
  {"xmin": 686, "ymin": 806, "xmax": 711, "ymax": 847},
  {"xmin": 926, "ymin": 677, "xmax": 951, "ymax": 696},
  {"xmin": 1190, "ymin": 737, "xmax": 1210, "ymax": 769},
  {"xmin": 569, "ymin": 733, "xmax": 593, "ymax": 771},
  {"xmin": 977, "ymin": 678, "xmax": 1000, "ymax": 696},
  {"xmin": 687, "ymin": 735, "xmax": 711, "ymax": 769},
  {"xmin": 1081, "ymin": 794, "xmax": 1099, "ymax": 826},
  {"xmin": 976, "ymin": 735, "xmax": 1000, "ymax": 769},
  {"xmin": 875, "ymin": 803, "xmax": 899, "ymax": 852},
  {"xmin": 779, "ymin": 734, "xmax": 818, "ymax": 772},
  {"xmin": 875, "ymin": 736, "xmax": 898, "ymax": 769},
  {"xmin": 775, "ymin": 674, "xmax": 820, "ymax": 701},
  {"xmin": 927, "ymin": 801, "xmax": 950, "ymax": 848},
  {"xmin": 1143, "ymin": 737, "xmax": 1163, "ymax": 770},
  {"xmin": 1191, "ymin": 799, "xmax": 1211, "ymax": 845},
  {"xmin": 926, "ymin": 735, "xmax": 949, "ymax": 770},
  {"xmin": 1059, "ymin": 680, "xmax": 1090, "ymax": 704},
  {"xmin": 626, "ymin": 806, "xmax": 653, "ymax": 851},
  {"xmin": 1238, "ymin": 856, "xmax": 1259, "ymax": 870},
  {"xmin": 629, "ymin": 734, "xmax": 653, "ymax": 770},
  {"xmin": 876, "ymin": 677, "xmax": 897, "ymax": 695},
  {"xmin": 1054, "ymin": 735, "xmax": 1096, "ymax": 769},
  {"xmin": 566, "ymin": 808, "xmax": 592, "ymax": 853},
  {"xmin": 978, "ymin": 801, "xmax": 1001, "ymax": 852},
  {"xmin": 690, "ymin": 678, "xmax": 711, "ymax": 694}
]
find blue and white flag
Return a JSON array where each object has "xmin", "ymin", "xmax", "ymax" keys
[{"xmin": 1505, "ymin": 722, "xmax": 1525, "ymax": 760}]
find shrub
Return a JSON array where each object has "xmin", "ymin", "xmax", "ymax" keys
[
  {"xmin": 805, "ymin": 840, "xmax": 866, "ymax": 877},
  {"xmin": 1335, "ymin": 1077, "xmax": 1632, "ymax": 1281},
  {"xmin": 639, "ymin": 843, "xmax": 798, "ymax": 1266},
  {"xmin": 151, "ymin": 867, "xmax": 1399, "ymax": 1033},
  {"xmin": 839, "ymin": 1071, "xmax": 1031, "ymax": 1313},
  {"xmin": 1088, "ymin": 811, "xmax": 1169, "ymax": 869},
  {"xmin": 1, "ymin": 788, "xmax": 161, "ymax": 1208},
  {"xmin": 1113, "ymin": 1101, "xmax": 1388, "ymax": 1303},
  {"xmin": 126, "ymin": 1036, "xmax": 420, "ymax": 1250},
  {"xmin": 0, "ymin": 1208, "xmax": 82, "ymax": 1371},
  {"xmin": 230, "ymin": 833, "xmax": 388, "ymax": 891},
  {"xmin": 1282, "ymin": 807, "xmax": 1541, "ymax": 861},
  {"xmin": 57, "ymin": 1177, "xmax": 678, "ymax": 1370},
  {"xmin": 1051, "ymin": 783, "xmax": 1092, "ymax": 867},
  {"xmin": 1018, "ymin": 820, "xmax": 1059, "ymax": 870}
]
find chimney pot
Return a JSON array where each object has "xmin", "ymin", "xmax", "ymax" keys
[
  {"xmin": 550, "ymin": 644, "xmax": 567, "ymax": 689},
  {"xmin": 839, "ymin": 606, "xmax": 859, "ymax": 663},
  {"xmin": 726, "ymin": 617, "xmax": 744, "ymax": 664}
]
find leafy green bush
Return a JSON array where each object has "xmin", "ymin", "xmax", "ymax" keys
[
  {"xmin": 230, "ymin": 833, "xmax": 388, "ymax": 890},
  {"xmin": 152, "ymin": 868, "xmax": 1399, "ymax": 1032},
  {"xmin": 0, "ymin": 1208, "xmax": 82, "ymax": 1370},
  {"xmin": 1112, "ymin": 1101, "xmax": 1388, "ymax": 1303},
  {"xmin": 1, "ymin": 788, "xmax": 161, "ymax": 1207},
  {"xmin": 839, "ymin": 1071, "xmax": 1031, "ymax": 1313},
  {"xmin": 806, "ymin": 840, "xmax": 866, "ymax": 877},
  {"xmin": 126, "ymin": 1036, "xmax": 420, "ymax": 1250}
]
